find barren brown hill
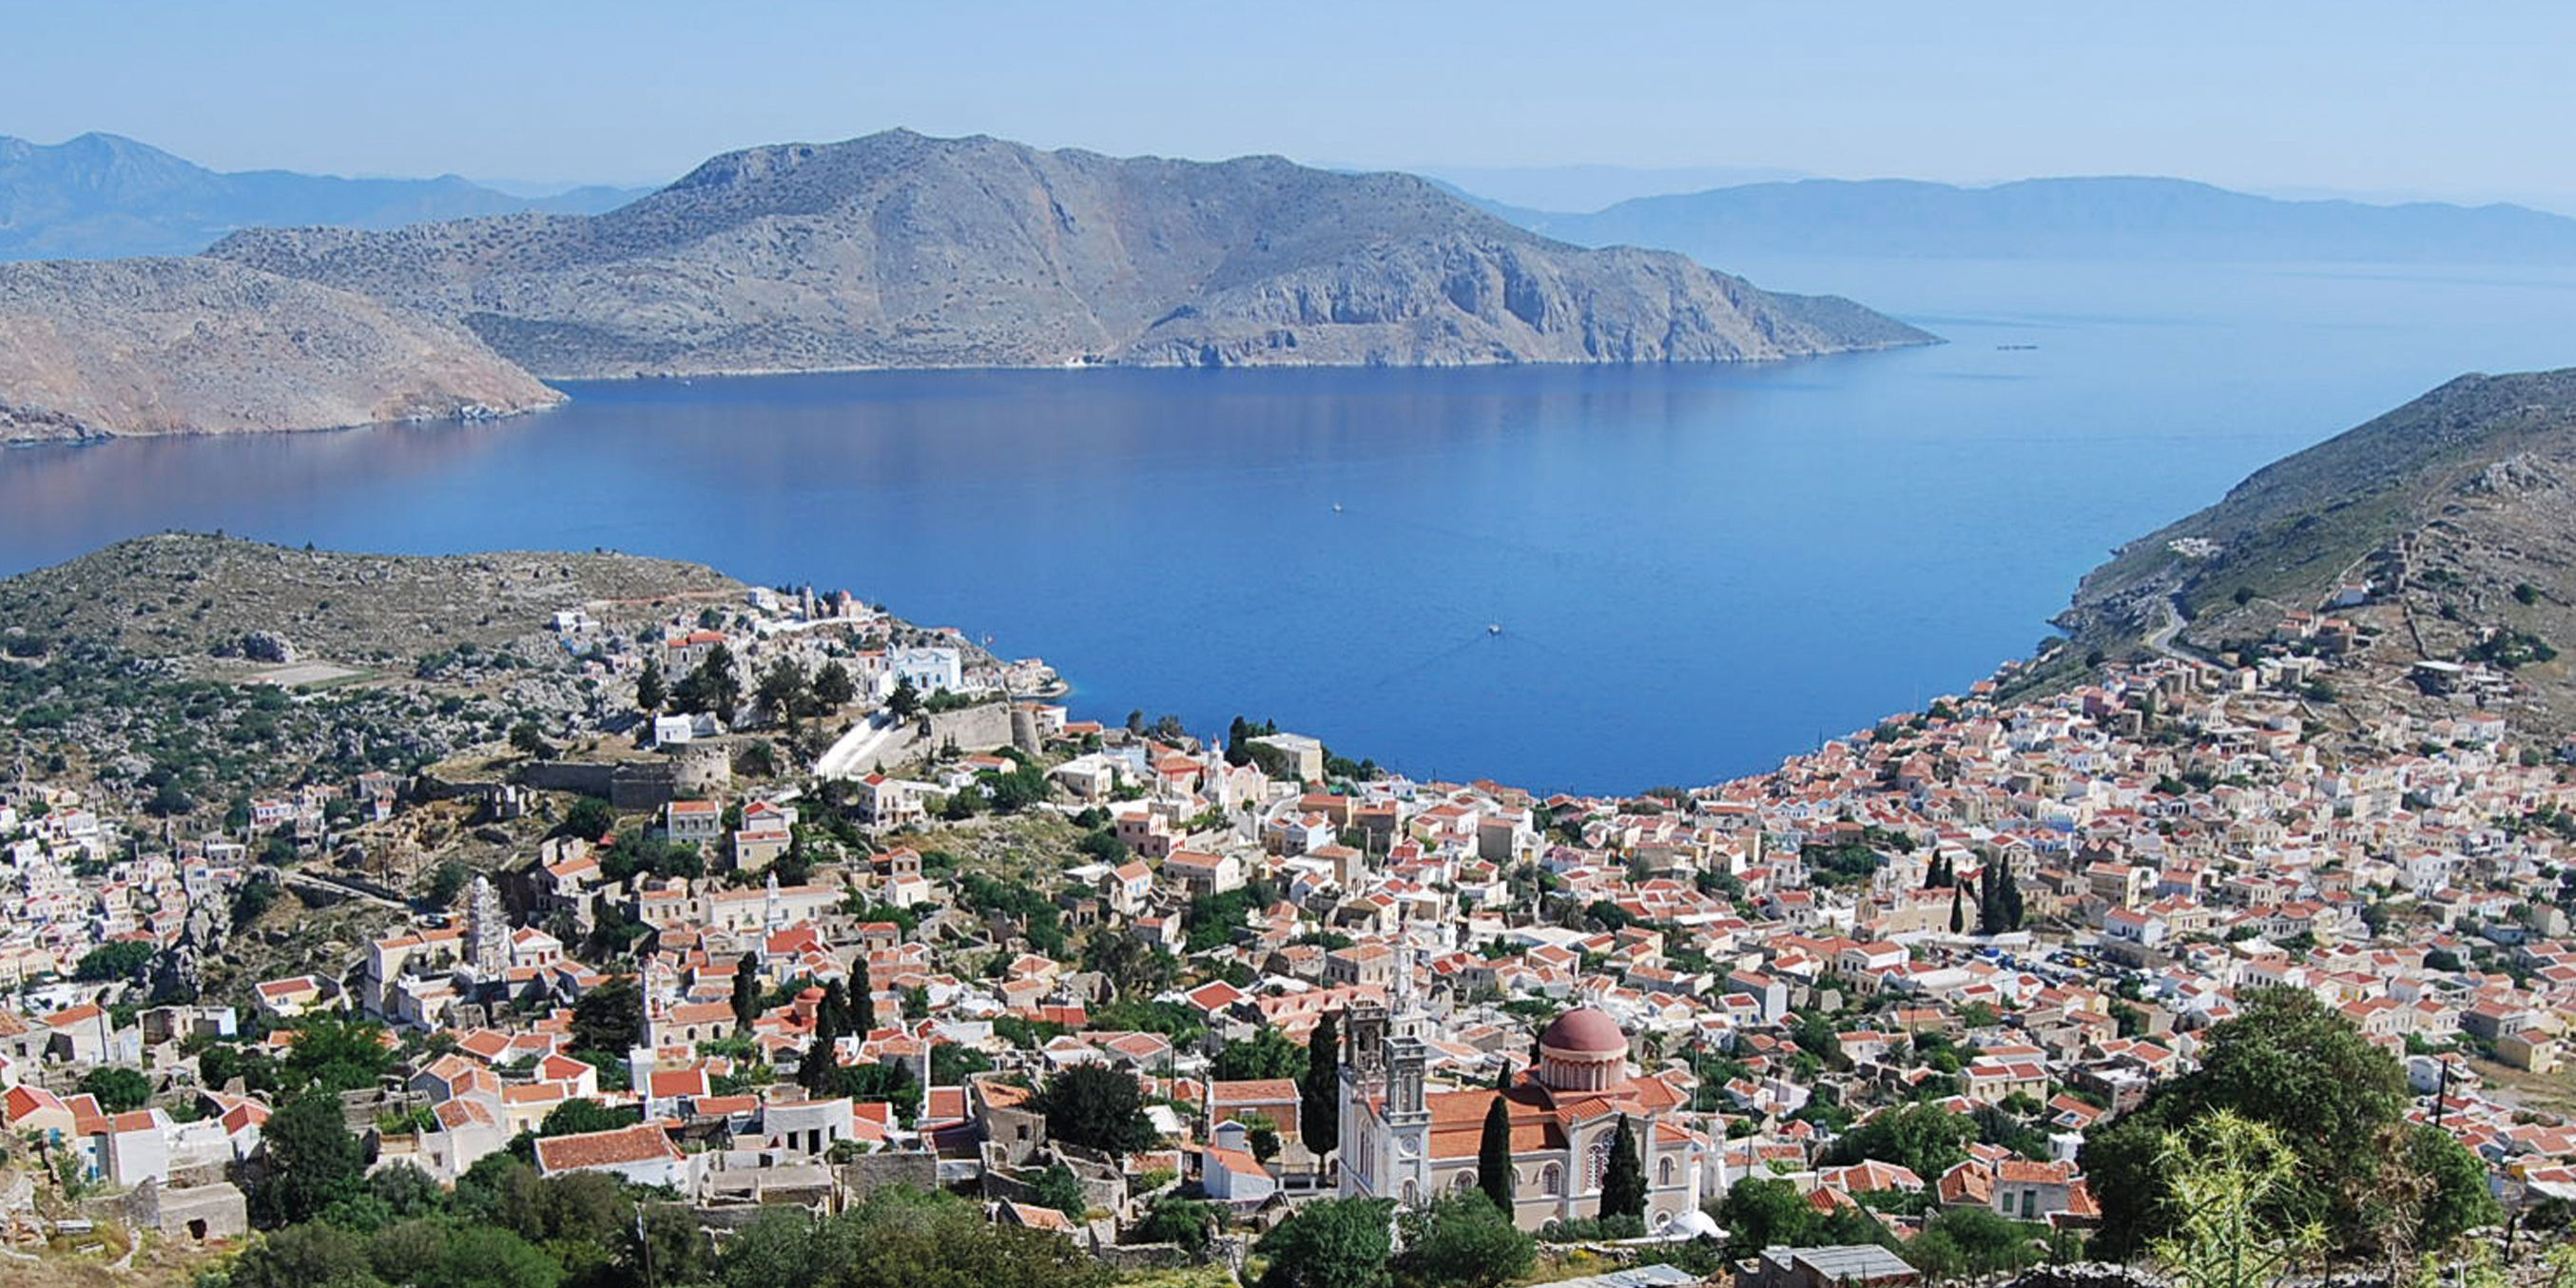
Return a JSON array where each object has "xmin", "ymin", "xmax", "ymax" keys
[
  {"xmin": 208, "ymin": 129, "xmax": 1935, "ymax": 379},
  {"xmin": 0, "ymin": 257, "xmax": 562, "ymax": 441},
  {"xmin": 0, "ymin": 532, "xmax": 737, "ymax": 661}
]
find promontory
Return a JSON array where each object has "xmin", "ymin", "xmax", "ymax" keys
[{"xmin": 206, "ymin": 129, "xmax": 1934, "ymax": 380}]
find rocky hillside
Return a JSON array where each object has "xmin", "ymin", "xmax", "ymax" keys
[
  {"xmin": 0, "ymin": 257, "xmax": 565, "ymax": 441},
  {"xmin": 206, "ymin": 129, "xmax": 1934, "ymax": 378},
  {"xmin": 2055, "ymin": 367, "xmax": 2576, "ymax": 721},
  {"xmin": 0, "ymin": 532, "xmax": 737, "ymax": 662}
]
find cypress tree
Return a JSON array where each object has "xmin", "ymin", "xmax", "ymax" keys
[
  {"xmin": 850, "ymin": 957, "xmax": 875, "ymax": 1031},
  {"xmin": 2003, "ymin": 868, "xmax": 2025, "ymax": 931},
  {"xmin": 799, "ymin": 1002, "xmax": 842, "ymax": 1094},
  {"xmin": 1948, "ymin": 883, "xmax": 1966, "ymax": 935},
  {"xmin": 730, "ymin": 953, "xmax": 760, "ymax": 1033},
  {"xmin": 1299, "ymin": 1010, "xmax": 1340, "ymax": 1158},
  {"xmin": 1478, "ymin": 1093, "xmax": 1517, "ymax": 1214},
  {"xmin": 1598, "ymin": 1114, "xmax": 1647, "ymax": 1220},
  {"xmin": 1976, "ymin": 866, "xmax": 2006, "ymax": 936}
]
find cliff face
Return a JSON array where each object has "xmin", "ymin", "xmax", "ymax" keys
[
  {"xmin": 0, "ymin": 258, "xmax": 564, "ymax": 441},
  {"xmin": 208, "ymin": 130, "xmax": 1934, "ymax": 379}
]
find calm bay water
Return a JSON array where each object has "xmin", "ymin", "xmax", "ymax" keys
[{"xmin": 6, "ymin": 258, "xmax": 2576, "ymax": 792}]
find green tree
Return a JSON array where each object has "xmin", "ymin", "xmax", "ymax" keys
[
  {"xmin": 754, "ymin": 657, "xmax": 809, "ymax": 725},
  {"xmin": 2403, "ymin": 1122, "xmax": 2503, "ymax": 1250},
  {"xmin": 536, "ymin": 1097, "xmax": 633, "ymax": 1138},
  {"xmin": 510, "ymin": 721, "xmax": 554, "ymax": 758},
  {"xmin": 1132, "ymin": 1197, "xmax": 1217, "ymax": 1255},
  {"xmin": 849, "ymin": 957, "xmax": 875, "ymax": 1030},
  {"xmin": 259, "ymin": 1090, "xmax": 367, "ymax": 1227},
  {"xmin": 1032, "ymin": 1163, "xmax": 1090, "ymax": 1221},
  {"xmin": 554, "ymin": 796, "xmax": 616, "ymax": 843},
  {"xmin": 74, "ymin": 939, "xmax": 155, "ymax": 981},
  {"xmin": 230, "ymin": 1220, "xmax": 382, "ymax": 1288},
  {"xmin": 1033, "ymin": 1064, "xmax": 1159, "ymax": 1154},
  {"xmin": 1476, "ymin": 1094, "xmax": 1516, "ymax": 1214},
  {"xmin": 2081, "ymin": 987, "xmax": 2419, "ymax": 1258},
  {"xmin": 1302, "ymin": 1010, "xmax": 1341, "ymax": 1159},
  {"xmin": 634, "ymin": 655, "xmax": 667, "ymax": 713},
  {"xmin": 79, "ymin": 1065, "xmax": 152, "ymax": 1112},
  {"xmin": 1714, "ymin": 1177, "xmax": 1818, "ymax": 1259},
  {"xmin": 1256, "ymin": 1196, "xmax": 1397, "ymax": 1288},
  {"xmin": 813, "ymin": 660, "xmax": 856, "ymax": 708},
  {"xmin": 674, "ymin": 643, "xmax": 741, "ymax": 717},
  {"xmin": 627, "ymin": 1201, "xmax": 715, "ymax": 1288},
  {"xmin": 1396, "ymin": 1191, "xmax": 1534, "ymax": 1288},
  {"xmin": 717, "ymin": 1184, "xmax": 1107, "ymax": 1288},
  {"xmin": 798, "ymin": 1002, "xmax": 843, "ymax": 1095},
  {"xmin": 2148, "ymin": 1111, "xmax": 2325, "ymax": 1288},
  {"xmin": 281, "ymin": 1013, "xmax": 398, "ymax": 1094},
  {"xmin": 1244, "ymin": 1114, "xmax": 1282, "ymax": 1162},
  {"xmin": 1907, "ymin": 1206, "xmax": 2049, "ymax": 1279},
  {"xmin": 1827, "ymin": 1102, "xmax": 1976, "ymax": 1181},
  {"xmin": 374, "ymin": 1219, "xmax": 564, "ymax": 1288},
  {"xmin": 886, "ymin": 676, "xmax": 922, "ymax": 720},
  {"xmin": 731, "ymin": 953, "xmax": 762, "ymax": 1033},
  {"xmin": 570, "ymin": 976, "xmax": 645, "ymax": 1056},
  {"xmin": 1212, "ymin": 1025, "xmax": 1308, "ymax": 1081},
  {"xmin": 1598, "ymin": 1114, "xmax": 1647, "ymax": 1220}
]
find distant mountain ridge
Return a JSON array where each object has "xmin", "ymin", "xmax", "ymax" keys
[
  {"xmin": 1498, "ymin": 175, "xmax": 2576, "ymax": 263},
  {"xmin": 0, "ymin": 132, "xmax": 649, "ymax": 261},
  {"xmin": 204, "ymin": 129, "xmax": 1933, "ymax": 379}
]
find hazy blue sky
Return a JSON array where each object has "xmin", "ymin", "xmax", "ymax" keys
[{"xmin": 11, "ymin": 1, "xmax": 2574, "ymax": 209}]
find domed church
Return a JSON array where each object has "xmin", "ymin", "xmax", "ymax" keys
[{"xmin": 1336, "ymin": 1002, "xmax": 1712, "ymax": 1231}]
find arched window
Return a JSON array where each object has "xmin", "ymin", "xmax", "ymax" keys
[
  {"xmin": 1451, "ymin": 1170, "xmax": 1478, "ymax": 1192},
  {"xmin": 1658, "ymin": 1156, "xmax": 1675, "ymax": 1186},
  {"xmin": 1539, "ymin": 1162, "xmax": 1562, "ymax": 1196},
  {"xmin": 1402, "ymin": 1179, "xmax": 1419, "ymax": 1205},
  {"xmin": 1586, "ymin": 1137, "xmax": 1613, "ymax": 1190}
]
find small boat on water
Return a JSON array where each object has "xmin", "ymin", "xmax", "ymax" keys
[
  {"xmin": 1487, "ymin": 623, "xmax": 1502, "ymax": 635},
  {"xmin": 1333, "ymin": 502, "xmax": 1344, "ymax": 513}
]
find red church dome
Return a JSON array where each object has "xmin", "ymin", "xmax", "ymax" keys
[{"xmin": 1537, "ymin": 1006, "xmax": 1627, "ymax": 1057}]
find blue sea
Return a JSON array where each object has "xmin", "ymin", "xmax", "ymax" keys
[{"xmin": 6, "ymin": 257, "xmax": 2575, "ymax": 793}]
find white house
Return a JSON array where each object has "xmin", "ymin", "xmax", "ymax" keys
[
  {"xmin": 889, "ymin": 647, "xmax": 963, "ymax": 694},
  {"xmin": 1202, "ymin": 1119, "xmax": 1277, "ymax": 1205}
]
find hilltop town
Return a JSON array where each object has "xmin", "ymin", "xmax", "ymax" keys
[{"xmin": 0, "ymin": 533, "xmax": 2572, "ymax": 1288}]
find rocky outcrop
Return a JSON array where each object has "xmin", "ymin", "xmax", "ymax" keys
[
  {"xmin": 0, "ymin": 258, "xmax": 564, "ymax": 441},
  {"xmin": 208, "ymin": 130, "xmax": 1934, "ymax": 379}
]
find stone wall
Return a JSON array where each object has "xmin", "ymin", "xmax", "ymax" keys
[
  {"xmin": 515, "ymin": 758, "xmax": 679, "ymax": 809},
  {"xmin": 926, "ymin": 703, "xmax": 1016, "ymax": 754},
  {"xmin": 837, "ymin": 1151, "xmax": 940, "ymax": 1202},
  {"xmin": 113, "ymin": 1180, "xmax": 249, "ymax": 1243}
]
